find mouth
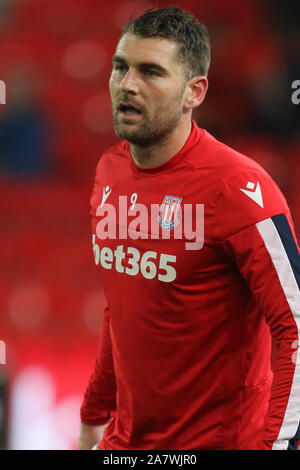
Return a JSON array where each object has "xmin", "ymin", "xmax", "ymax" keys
[{"xmin": 118, "ymin": 103, "xmax": 143, "ymax": 120}]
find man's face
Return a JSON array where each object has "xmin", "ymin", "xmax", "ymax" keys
[{"xmin": 109, "ymin": 33, "xmax": 188, "ymax": 146}]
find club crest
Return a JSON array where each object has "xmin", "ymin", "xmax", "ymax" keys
[{"xmin": 158, "ymin": 195, "xmax": 182, "ymax": 231}]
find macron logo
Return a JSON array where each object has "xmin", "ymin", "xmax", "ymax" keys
[
  {"xmin": 100, "ymin": 185, "xmax": 112, "ymax": 207},
  {"xmin": 240, "ymin": 181, "xmax": 264, "ymax": 208}
]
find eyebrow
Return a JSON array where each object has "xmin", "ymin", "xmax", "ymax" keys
[{"xmin": 112, "ymin": 55, "xmax": 169, "ymax": 75}]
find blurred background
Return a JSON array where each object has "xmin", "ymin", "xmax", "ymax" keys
[{"xmin": 0, "ymin": 0, "xmax": 299, "ymax": 450}]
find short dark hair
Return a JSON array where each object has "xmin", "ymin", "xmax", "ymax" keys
[{"xmin": 120, "ymin": 6, "xmax": 211, "ymax": 80}]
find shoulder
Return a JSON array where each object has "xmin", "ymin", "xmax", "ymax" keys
[
  {"xmin": 190, "ymin": 128, "xmax": 284, "ymax": 199},
  {"xmin": 188, "ymin": 129, "xmax": 268, "ymax": 179},
  {"xmin": 95, "ymin": 140, "xmax": 129, "ymax": 175},
  {"xmin": 90, "ymin": 140, "xmax": 129, "ymax": 215},
  {"xmin": 194, "ymin": 130, "xmax": 289, "ymax": 239}
]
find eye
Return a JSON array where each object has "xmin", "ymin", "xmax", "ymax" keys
[
  {"xmin": 114, "ymin": 64, "xmax": 127, "ymax": 73},
  {"xmin": 144, "ymin": 70, "xmax": 160, "ymax": 77}
]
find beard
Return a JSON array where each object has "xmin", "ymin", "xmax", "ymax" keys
[{"xmin": 111, "ymin": 93, "xmax": 184, "ymax": 147}]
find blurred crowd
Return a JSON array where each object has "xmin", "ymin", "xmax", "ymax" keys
[{"xmin": 0, "ymin": 0, "xmax": 299, "ymax": 449}]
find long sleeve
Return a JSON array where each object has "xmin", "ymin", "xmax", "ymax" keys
[
  {"xmin": 80, "ymin": 306, "xmax": 117, "ymax": 425},
  {"xmin": 213, "ymin": 163, "xmax": 300, "ymax": 450},
  {"xmin": 219, "ymin": 212, "xmax": 300, "ymax": 449}
]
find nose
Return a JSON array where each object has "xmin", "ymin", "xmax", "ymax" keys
[{"xmin": 121, "ymin": 68, "xmax": 139, "ymax": 94}]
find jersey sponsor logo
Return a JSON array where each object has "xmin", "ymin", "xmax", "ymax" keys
[
  {"xmin": 100, "ymin": 185, "xmax": 112, "ymax": 207},
  {"xmin": 158, "ymin": 196, "xmax": 182, "ymax": 230},
  {"xmin": 240, "ymin": 181, "xmax": 264, "ymax": 208},
  {"xmin": 92, "ymin": 235, "xmax": 177, "ymax": 282}
]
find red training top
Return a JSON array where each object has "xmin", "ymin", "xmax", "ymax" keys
[{"xmin": 80, "ymin": 121, "xmax": 300, "ymax": 450}]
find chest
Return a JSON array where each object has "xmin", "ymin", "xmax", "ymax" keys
[{"xmin": 90, "ymin": 169, "xmax": 226, "ymax": 287}]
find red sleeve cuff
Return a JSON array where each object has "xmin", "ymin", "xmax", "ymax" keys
[{"xmin": 80, "ymin": 406, "xmax": 116, "ymax": 426}]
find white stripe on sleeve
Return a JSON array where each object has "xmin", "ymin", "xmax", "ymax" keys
[{"xmin": 256, "ymin": 217, "xmax": 300, "ymax": 450}]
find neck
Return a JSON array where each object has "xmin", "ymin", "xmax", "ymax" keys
[{"xmin": 130, "ymin": 118, "xmax": 193, "ymax": 169}]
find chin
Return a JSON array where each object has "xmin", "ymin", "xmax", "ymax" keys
[{"xmin": 114, "ymin": 123, "xmax": 141, "ymax": 141}]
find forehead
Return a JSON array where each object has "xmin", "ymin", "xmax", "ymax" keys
[{"xmin": 115, "ymin": 33, "xmax": 180, "ymax": 70}]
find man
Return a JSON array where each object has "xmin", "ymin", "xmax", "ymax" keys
[{"xmin": 78, "ymin": 7, "xmax": 300, "ymax": 450}]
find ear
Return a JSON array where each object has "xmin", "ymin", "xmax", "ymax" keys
[{"xmin": 183, "ymin": 76, "xmax": 208, "ymax": 110}]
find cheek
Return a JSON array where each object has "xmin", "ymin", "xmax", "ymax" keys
[
  {"xmin": 108, "ymin": 76, "xmax": 114, "ymax": 93},
  {"xmin": 152, "ymin": 89, "xmax": 181, "ymax": 113},
  {"xmin": 147, "ymin": 88, "xmax": 170, "ymax": 110},
  {"xmin": 155, "ymin": 82, "xmax": 183, "ymax": 104},
  {"xmin": 109, "ymin": 74, "xmax": 119, "ymax": 96}
]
